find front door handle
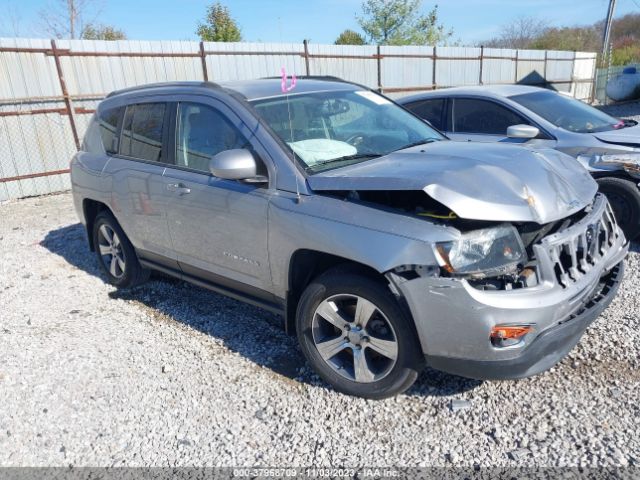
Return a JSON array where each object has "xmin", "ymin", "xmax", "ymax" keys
[{"xmin": 166, "ymin": 182, "xmax": 191, "ymax": 195}]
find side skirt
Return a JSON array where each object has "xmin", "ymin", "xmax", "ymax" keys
[{"xmin": 139, "ymin": 258, "xmax": 286, "ymax": 317}]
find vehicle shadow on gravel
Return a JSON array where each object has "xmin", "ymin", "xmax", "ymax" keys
[{"xmin": 42, "ymin": 223, "xmax": 483, "ymax": 397}]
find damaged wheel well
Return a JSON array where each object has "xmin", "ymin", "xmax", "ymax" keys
[{"xmin": 285, "ymin": 250, "xmax": 384, "ymax": 334}]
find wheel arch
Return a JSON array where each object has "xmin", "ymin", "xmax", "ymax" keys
[
  {"xmin": 82, "ymin": 198, "xmax": 111, "ymax": 251},
  {"xmin": 284, "ymin": 249, "xmax": 389, "ymax": 334}
]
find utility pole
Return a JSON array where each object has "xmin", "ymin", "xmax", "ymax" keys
[{"xmin": 601, "ymin": 0, "xmax": 617, "ymax": 59}]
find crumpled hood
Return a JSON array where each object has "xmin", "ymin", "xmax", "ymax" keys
[
  {"xmin": 307, "ymin": 141, "xmax": 598, "ymax": 223},
  {"xmin": 593, "ymin": 123, "xmax": 640, "ymax": 146}
]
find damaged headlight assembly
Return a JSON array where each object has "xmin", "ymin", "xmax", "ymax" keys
[
  {"xmin": 433, "ymin": 224, "xmax": 526, "ymax": 278},
  {"xmin": 585, "ymin": 152, "xmax": 640, "ymax": 178}
]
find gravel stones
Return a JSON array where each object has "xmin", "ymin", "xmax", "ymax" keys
[{"xmin": 0, "ymin": 192, "xmax": 638, "ymax": 468}]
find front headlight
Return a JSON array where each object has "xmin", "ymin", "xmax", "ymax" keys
[
  {"xmin": 590, "ymin": 153, "xmax": 640, "ymax": 178},
  {"xmin": 433, "ymin": 225, "xmax": 526, "ymax": 278}
]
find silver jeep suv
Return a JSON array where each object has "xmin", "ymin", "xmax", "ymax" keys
[{"xmin": 71, "ymin": 78, "xmax": 628, "ymax": 399}]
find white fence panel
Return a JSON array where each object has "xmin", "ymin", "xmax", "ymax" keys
[
  {"xmin": 380, "ymin": 45, "xmax": 433, "ymax": 89},
  {"xmin": 481, "ymin": 48, "xmax": 516, "ymax": 85},
  {"xmin": 435, "ymin": 47, "xmax": 482, "ymax": 87},
  {"xmin": 308, "ymin": 44, "xmax": 378, "ymax": 89},
  {"xmin": 0, "ymin": 38, "xmax": 598, "ymax": 200},
  {"xmin": 205, "ymin": 42, "xmax": 305, "ymax": 81},
  {"xmin": 516, "ymin": 49, "xmax": 547, "ymax": 84},
  {"xmin": 573, "ymin": 52, "xmax": 598, "ymax": 101},
  {"xmin": 0, "ymin": 38, "xmax": 60, "ymax": 101}
]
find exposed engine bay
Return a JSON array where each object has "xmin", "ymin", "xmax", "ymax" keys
[{"xmin": 325, "ymin": 189, "xmax": 596, "ymax": 292}]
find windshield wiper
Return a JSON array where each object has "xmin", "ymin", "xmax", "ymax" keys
[
  {"xmin": 308, "ymin": 153, "xmax": 382, "ymax": 170},
  {"xmin": 394, "ymin": 138, "xmax": 439, "ymax": 151}
]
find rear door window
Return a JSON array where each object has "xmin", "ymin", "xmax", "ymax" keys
[
  {"xmin": 405, "ymin": 99, "xmax": 446, "ymax": 130},
  {"xmin": 452, "ymin": 98, "xmax": 529, "ymax": 135},
  {"xmin": 120, "ymin": 103, "xmax": 167, "ymax": 162}
]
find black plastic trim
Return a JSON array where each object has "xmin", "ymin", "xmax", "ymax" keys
[{"xmin": 138, "ymin": 258, "xmax": 285, "ymax": 316}]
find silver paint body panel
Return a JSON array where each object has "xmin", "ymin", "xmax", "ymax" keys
[{"xmin": 70, "ymin": 80, "xmax": 628, "ymax": 368}]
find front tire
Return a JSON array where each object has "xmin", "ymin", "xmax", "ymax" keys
[
  {"xmin": 296, "ymin": 269, "xmax": 422, "ymax": 399},
  {"xmin": 597, "ymin": 176, "xmax": 640, "ymax": 240},
  {"xmin": 92, "ymin": 211, "xmax": 149, "ymax": 288}
]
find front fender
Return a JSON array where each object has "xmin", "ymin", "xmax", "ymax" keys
[{"xmin": 267, "ymin": 192, "xmax": 455, "ymax": 297}]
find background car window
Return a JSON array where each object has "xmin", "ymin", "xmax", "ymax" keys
[
  {"xmin": 405, "ymin": 99, "xmax": 445, "ymax": 130},
  {"xmin": 176, "ymin": 103, "xmax": 248, "ymax": 173},
  {"xmin": 510, "ymin": 90, "xmax": 621, "ymax": 133},
  {"xmin": 453, "ymin": 98, "xmax": 528, "ymax": 135},
  {"xmin": 120, "ymin": 103, "xmax": 166, "ymax": 162}
]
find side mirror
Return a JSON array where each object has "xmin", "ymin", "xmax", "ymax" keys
[
  {"xmin": 209, "ymin": 149, "xmax": 258, "ymax": 180},
  {"xmin": 507, "ymin": 124, "xmax": 540, "ymax": 139}
]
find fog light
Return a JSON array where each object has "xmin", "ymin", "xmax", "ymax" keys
[{"xmin": 490, "ymin": 325, "xmax": 533, "ymax": 347}]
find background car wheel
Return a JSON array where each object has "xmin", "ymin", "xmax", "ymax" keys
[
  {"xmin": 597, "ymin": 177, "xmax": 640, "ymax": 240},
  {"xmin": 296, "ymin": 268, "xmax": 423, "ymax": 399},
  {"xmin": 93, "ymin": 211, "xmax": 149, "ymax": 288}
]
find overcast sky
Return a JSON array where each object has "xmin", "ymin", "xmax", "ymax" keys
[{"xmin": 1, "ymin": 0, "xmax": 639, "ymax": 45}]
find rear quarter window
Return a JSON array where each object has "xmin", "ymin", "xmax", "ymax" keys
[{"xmin": 82, "ymin": 106, "xmax": 123, "ymax": 155}]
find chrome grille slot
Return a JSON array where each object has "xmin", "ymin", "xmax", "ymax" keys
[{"xmin": 534, "ymin": 195, "xmax": 621, "ymax": 289}]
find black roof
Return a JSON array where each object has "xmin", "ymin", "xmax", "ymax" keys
[{"xmin": 106, "ymin": 77, "xmax": 364, "ymax": 101}]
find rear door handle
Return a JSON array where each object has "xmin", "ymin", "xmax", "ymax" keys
[{"xmin": 166, "ymin": 182, "xmax": 191, "ymax": 195}]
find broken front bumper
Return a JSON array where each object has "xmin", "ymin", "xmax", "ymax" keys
[
  {"xmin": 395, "ymin": 194, "xmax": 629, "ymax": 380},
  {"xmin": 423, "ymin": 262, "xmax": 624, "ymax": 380}
]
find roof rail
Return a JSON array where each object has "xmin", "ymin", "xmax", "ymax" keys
[
  {"xmin": 260, "ymin": 75, "xmax": 351, "ymax": 83},
  {"xmin": 106, "ymin": 81, "xmax": 221, "ymax": 98}
]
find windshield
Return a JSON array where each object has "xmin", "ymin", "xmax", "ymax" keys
[
  {"xmin": 250, "ymin": 90, "xmax": 444, "ymax": 174},
  {"xmin": 510, "ymin": 90, "xmax": 623, "ymax": 133}
]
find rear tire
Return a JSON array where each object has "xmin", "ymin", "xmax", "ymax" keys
[
  {"xmin": 296, "ymin": 269, "xmax": 422, "ymax": 399},
  {"xmin": 597, "ymin": 176, "xmax": 640, "ymax": 240},
  {"xmin": 92, "ymin": 211, "xmax": 149, "ymax": 288}
]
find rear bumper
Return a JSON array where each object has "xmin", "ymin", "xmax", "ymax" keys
[{"xmin": 425, "ymin": 261, "xmax": 624, "ymax": 380}]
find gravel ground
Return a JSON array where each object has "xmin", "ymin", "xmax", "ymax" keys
[
  {"xmin": 0, "ymin": 192, "xmax": 639, "ymax": 469},
  {"xmin": 600, "ymin": 100, "xmax": 640, "ymax": 123}
]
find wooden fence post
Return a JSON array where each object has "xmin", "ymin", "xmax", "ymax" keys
[
  {"xmin": 51, "ymin": 39, "xmax": 80, "ymax": 150},
  {"xmin": 376, "ymin": 45, "xmax": 382, "ymax": 92},
  {"xmin": 199, "ymin": 42, "xmax": 209, "ymax": 82},
  {"xmin": 514, "ymin": 49, "xmax": 519, "ymax": 84},
  {"xmin": 479, "ymin": 45, "xmax": 484, "ymax": 85},
  {"xmin": 303, "ymin": 39, "xmax": 311, "ymax": 76},
  {"xmin": 432, "ymin": 46, "xmax": 437, "ymax": 89}
]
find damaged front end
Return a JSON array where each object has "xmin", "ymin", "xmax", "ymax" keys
[
  {"xmin": 305, "ymin": 143, "xmax": 629, "ymax": 379},
  {"xmin": 580, "ymin": 152, "xmax": 640, "ymax": 180},
  {"xmin": 383, "ymin": 193, "xmax": 627, "ymax": 379}
]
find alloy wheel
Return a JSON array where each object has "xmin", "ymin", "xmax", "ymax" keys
[
  {"xmin": 311, "ymin": 294, "xmax": 398, "ymax": 383},
  {"xmin": 97, "ymin": 224, "xmax": 126, "ymax": 279}
]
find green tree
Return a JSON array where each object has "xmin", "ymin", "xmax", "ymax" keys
[
  {"xmin": 357, "ymin": 0, "xmax": 452, "ymax": 46},
  {"xmin": 196, "ymin": 2, "xmax": 242, "ymax": 42},
  {"xmin": 335, "ymin": 29, "xmax": 367, "ymax": 45},
  {"xmin": 81, "ymin": 23, "xmax": 126, "ymax": 40},
  {"xmin": 528, "ymin": 26, "xmax": 600, "ymax": 52}
]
